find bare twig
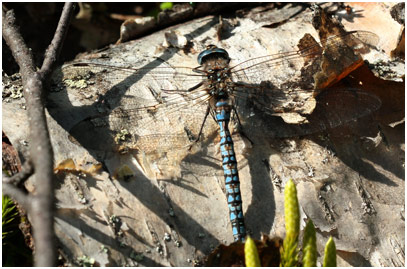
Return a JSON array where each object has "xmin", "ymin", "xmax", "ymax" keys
[
  {"xmin": 2, "ymin": 178, "xmax": 30, "ymax": 210},
  {"xmin": 2, "ymin": 3, "xmax": 74, "ymax": 267},
  {"xmin": 2, "ymin": 8, "xmax": 36, "ymax": 78},
  {"xmin": 40, "ymin": 2, "xmax": 74, "ymax": 79},
  {"xmin": 3, "ymin": 161, "xmax": 33, "ymax": 185}
]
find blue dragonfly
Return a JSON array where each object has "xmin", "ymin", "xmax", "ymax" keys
[{"xmin": 64, "ymin": 30, "xmax": 381, "ymax": 242}]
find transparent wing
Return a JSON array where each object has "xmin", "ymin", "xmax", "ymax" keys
[
  {"xmin": 228, "ymin": 31, "xmax": 379, "ymax": 119},
  {"xmin": 62, "ymin": 60, "xmax": 217, "ymax": 157},
  {"xmin": 229, "ymin": 31, "xmax": 379, "ymax": 85},
  {"xmin": 61, "ymin": 61, "xmax": 207, "ymax": 109},
  {"xmin": 244, "ymin": 87, "xmax": 382, "ymax": 139}
]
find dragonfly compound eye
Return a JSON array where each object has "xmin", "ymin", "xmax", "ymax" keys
[{"xmin": 198, "ymin": 47, "xmax": 230, "ymax": 65}]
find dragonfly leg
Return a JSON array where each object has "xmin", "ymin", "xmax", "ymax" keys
[
  {"xmin": 194, "ymin": 104, "xmax": 211, "ymax": 143},
  {"xmin": 161, "ymin": 81, "xmax": 204, "ymax": 95},
  {"xmin": 187, "ymin": 81, "xmax": 203, "ymax": 92},
  {"xmin": 231, "ymin": 102, "xmax": 254, "ymax": 146},
  {"xmin": 192, "ymin": 66, "xmax": 207, "ymax": 75}
]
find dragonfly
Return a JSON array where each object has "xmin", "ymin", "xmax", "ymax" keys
[{"xmin": 63, "ymin": 30, "xmax": 381, "ymax": 242}]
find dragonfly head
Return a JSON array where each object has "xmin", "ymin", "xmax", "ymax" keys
[{"xmin": 198, "ymin": 45, "xmax": 230, "ymax": 65}]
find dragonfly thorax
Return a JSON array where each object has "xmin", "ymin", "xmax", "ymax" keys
[
  {"xmin": 197, "ymin": 46, "xmax": 234, "ymax": 98},
  {"xmin": 206, "ymin": 68, "xmax": 234, "ymax": 98}
]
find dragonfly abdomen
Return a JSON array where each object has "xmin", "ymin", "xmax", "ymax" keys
[{"xmin": 215, "ymin": 99, "xmax": 246, "ymax": 242}]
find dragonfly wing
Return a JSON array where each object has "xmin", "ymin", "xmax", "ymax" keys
[
  {"xmin": 62, "ymin": 61, "xmax": 214, "ymax": 156},
  {"xmin": 307, "ymin": 87, "xmax": 382, "ymax": 130},
  {"xmin": 232, "ymin": 82, "xmax": 317, "ymax": 122},
  {"xmin": 230, "ymin": 31, "xmax": 379, "ymax": 121},
  {"xmin": 259, "ymin": 88, "xmax": 382, "ymax": 138},
  {"xmin": 229, "ymin": 30, "xmax": 378, "ymax": 87},
  {"xmin": 61, "ymin": 61, "xmax": 206, "ymax": 110}
]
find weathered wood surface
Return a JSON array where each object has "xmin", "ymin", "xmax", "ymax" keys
[{"xmin": 2, "ymin": 3, "xmax": 404, "ymax": 266}]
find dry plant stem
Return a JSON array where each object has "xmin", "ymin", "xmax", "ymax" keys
[
  {"xmin": 2, "ymin": 172, "xmax": 30, "ymax": 209},
  {"xmin": 3, "ymin": 161, "xmax": 33, "ymax": 209},
  {"xmin": 3, "ymin": 161, "xmax": 33, "ymax": 185},
  {"xmin": 40, "ymin": 3, "xmax": 74, "ymax": 79},
  {"xmin": 2, "ymin": 3, "xmax": 74, "ymax": 267}
]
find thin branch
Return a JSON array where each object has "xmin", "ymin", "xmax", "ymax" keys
[
  {"xmin": 2, "ymin": 4, "xmax": 74, "ymax": 266},
  {"xmin": 2, "ymin": 161, "xmax": 33, "ymax": 185},
  {"xmin": 2, "ymin": 181, "xmax": 31, "ymax": 211},
  {"xmin": 40, "ymin": 2, "xmax": 75, "ymax": 79},
  {"xmin": 2, "ymin": 8, "xmax": 36, "ymax": 77}
]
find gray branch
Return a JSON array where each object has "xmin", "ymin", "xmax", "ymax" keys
[
  {"xmin": 2, "ymin": 176, "xmax": 30, "ymax": 211},
  {"xmin": 2, "ymin": 3, "xmax": 74, "ymax": 266},
  {"xmin": 40, "ymin": 2, "xmax": 74, "ymax": 79},
  {"xmin": 2, "ymin": 160, "xmax": 33, "ymax": 185}
]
